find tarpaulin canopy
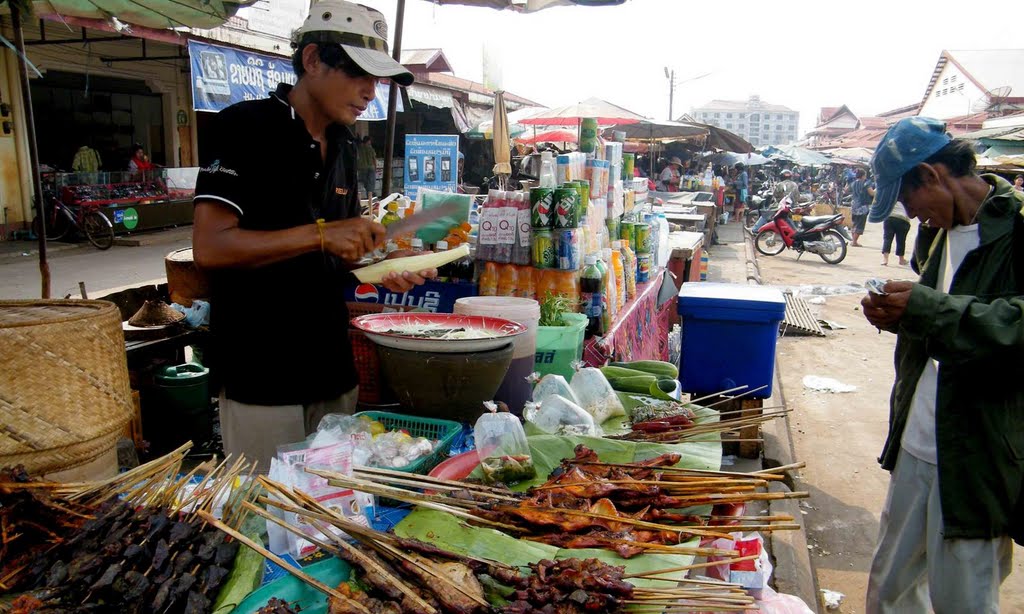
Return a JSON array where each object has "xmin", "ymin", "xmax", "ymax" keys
[
  {"xmin": 422, "ymin": 0, "xmax": 625, "ymax": 12},
  {"xmin": 4, "ymin": 0, "xmax": 248, "ymax": 29},
  {"xmin": 705, "ymin": 151, "xmax": 771, "ymax": 167},
  {"xmin": 763, "ymin": 144, "xmax": 832, "ymax": 166},
  {"xmin": 520, "ymin": 97, "xmax": 645, "ymax": 126}
]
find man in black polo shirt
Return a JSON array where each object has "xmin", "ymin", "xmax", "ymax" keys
[{"xmin": 192, "ymin": 0, "xmax": 430, "ymax": 470}]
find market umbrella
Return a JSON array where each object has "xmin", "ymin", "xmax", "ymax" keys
[
  {"xmin": 764, "ymin": 144, "xmax": 831, "ymax": 166},
  {"xmin": 467, "ymin": 106, "xmax": 547, "ymax": 139},
  {"xmin": 515, "ymin": 129, "xmax": 578, "ymax": 145},
  {"xmin": 1, "ymin": 0, "xmax": 248, "ymax": 28},
  {"xmin": 604, "ymin": 120, "xmax": 707, "ymax": 141},
  {"xmin": 519, "ymin": 97, "xmax": 646, "ymax": 127},
  {"xmin": 492, "ymin": 91, "xmax": 512, "ymax": 185},
  {"xmin": 1, "ymin": 1, "xmax": 245, "ymax": 298},
  {"xmin": 707, "ymin": 151, "xmax": 771, "ymax": 167}
]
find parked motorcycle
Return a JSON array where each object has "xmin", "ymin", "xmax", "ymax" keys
[{"xmin": 754, "ymin": 197, "xmax": 850, "ymax": 264}]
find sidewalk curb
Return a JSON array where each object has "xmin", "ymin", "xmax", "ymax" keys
[
  {"xmin": 0, "ymin": 241, "xmax": 81, "ymax": 261},
  {"xmin": 743, "ymin": 231, "xmax": 821, "ymax": 613}
]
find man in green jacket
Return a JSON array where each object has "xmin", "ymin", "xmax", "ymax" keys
[{"xmin": 861, "ymin": 117, "xmax": 1024, "ymax": 613}]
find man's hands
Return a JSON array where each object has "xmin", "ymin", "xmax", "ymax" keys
[
  {"xmin": 861, "ymin": 280, "xmax": 914, "ymax": 333},
  {"xmin": 378, "ymin": 248, "xmax": 437, "ymax": 292},
  {"xmin": 322, "ymin": 218, "xmax": 386, "ymax": 262}
]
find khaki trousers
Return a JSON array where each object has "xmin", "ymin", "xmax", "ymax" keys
[
  {"xmin": 218, "ymin": 387, "xmax": 359, "ymax": 473},
  {"xmin": 866, "ymin": 448, "xmax": 1013, "ymax": 614}
]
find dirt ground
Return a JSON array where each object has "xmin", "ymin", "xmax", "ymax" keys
[{"xmin": 754, "ymin": 223, "xmax": 1024, "ymax": 613}]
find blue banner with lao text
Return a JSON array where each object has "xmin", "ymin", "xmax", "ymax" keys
[
  {"xmin": 188, "ymin": 40, "xmax": 398, "ymax": 119},
  {"xmin": 403, "ymin": 134, "xmax": 460, "ymax": 201}
]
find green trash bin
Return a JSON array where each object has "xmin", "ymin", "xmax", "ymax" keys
[
  {"xmin": 533, "ymin": 312, "xmax": 588, "ymax": 379},
  {"xmin": 154, "ymin": 363, "xmax": 212, "ymax": 449}
]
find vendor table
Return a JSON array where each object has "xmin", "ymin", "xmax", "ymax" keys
[
  {"xmin": 583, "ymin": 269, "xmax": 673, "ymax": 366},
  {"xmin": 667, "ymin": 232, "xmax": 704, "ymax": 328}
]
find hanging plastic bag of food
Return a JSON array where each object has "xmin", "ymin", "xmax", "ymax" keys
[
  {"xmin": 570, "ymin": 366, "xmax": 626, "ymax": 424},
  {"xmin": 523, "ymin": 396, "xmax": 599, "ymax": 437},
  {"xmin": 474, "ymin": 401, "xmax": 536, "ymax": 485},
  {"xmin": 530, "ymin": 372, "xmax": 582, "ymax": 406}
]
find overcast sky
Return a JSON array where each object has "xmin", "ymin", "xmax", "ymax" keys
[{"xmin": 354, "ymin": 0, "xmax": 1024, "ymax": 138}]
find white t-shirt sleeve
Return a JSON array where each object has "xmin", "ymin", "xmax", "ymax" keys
[{"xmin": 900, "ymin": 225, "xmax": 980, "ymax": 464}]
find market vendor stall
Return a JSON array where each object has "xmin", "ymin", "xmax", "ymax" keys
[{"xmin": 583, "ymin": 270, "xmax": 673, "ymax": 366}]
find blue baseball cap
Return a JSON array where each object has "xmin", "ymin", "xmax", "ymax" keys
[{"xmin": 868, "ymin": 117, "xmax": 951, "ymax": 222}]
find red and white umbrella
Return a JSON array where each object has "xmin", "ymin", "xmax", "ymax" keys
[
  {"xmin": 515, "ymin": 129, "xmax": 578, "ymax": 145},
  {"xmin": 519, "ymin": 97, "xmax": 646, "ymax": 127}
]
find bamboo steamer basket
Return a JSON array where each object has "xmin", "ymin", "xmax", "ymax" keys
[
  {"xmin": 165, "ymin": 247, "xmax": 210, "ymax": 308},
  {"xmin": 0, "ymin": 300, "xmax": 133, "ymax": 479}
]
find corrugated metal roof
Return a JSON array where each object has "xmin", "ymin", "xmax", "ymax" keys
[{"xmin": 400, "ymin": 48, "xmax": 453, "ymax": 73}]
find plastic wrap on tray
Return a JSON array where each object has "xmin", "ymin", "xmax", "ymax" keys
[{"xmin": 570, "ymin": 367, "xmax": 626, "ymax": 424}]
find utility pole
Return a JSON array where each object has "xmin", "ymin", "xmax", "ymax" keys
[{"xmin": 665, "ymin": 68, "xmax": 675, "ymax": 121}]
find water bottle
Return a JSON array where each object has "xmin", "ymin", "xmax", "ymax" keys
[{"xmin": 539, "ymin": 152, "xmax": 556, "ymax": 189}]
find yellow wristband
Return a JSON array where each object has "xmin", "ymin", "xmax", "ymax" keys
[{"xmin": 315, "ymin": 218, "xmax": 326, "ymax": 253}]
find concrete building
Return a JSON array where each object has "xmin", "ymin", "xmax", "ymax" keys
[
  {"xmin": 689, "ymin": 95, "xmax": 799, "ymax": 148},
  {"xmin": 917, "ymin": 49, "xmax": 1024, "ymax": 120}
]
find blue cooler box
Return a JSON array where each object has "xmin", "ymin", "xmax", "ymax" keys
[{"xmin": 677, "ymin": 283, "xmax": 785, "ymax": 398}]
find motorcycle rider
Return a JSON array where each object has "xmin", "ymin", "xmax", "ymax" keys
[{"xmin": 751, "ymin": 169, "xmax": 800, "ymax": 233}]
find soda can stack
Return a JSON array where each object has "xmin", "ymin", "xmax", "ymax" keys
[
  {"xmin": 622, "ymin": 153, "xmax": 635, "ymax": 181},
  {"xmin": 531, "ymin": 228, "xmax": 555, "ymax": 269},
  {"xmin": 579, "ymin": 117, "xmax": 599, "ymax": 154},
  {"xmin": 530, "ymin": 187, "xmax": 554, "ymax": 228}
]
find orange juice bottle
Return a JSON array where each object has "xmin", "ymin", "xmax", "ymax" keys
[
  {"xmin": 610, "ymin": 246, "xmax": 626, "ymax": 312},
  {"xmin": 552, "ymin": 270, "xmax": 580, "ymax": 311},
  {"xmin": 496, "ymin": 263, "xmax": 518, "ymax": 297},
  {"xmin": 515, "ymin": 265, "xmax": 535, "ymax": 300},
  {"xmin": 535, "ymin": 269, "xmax": 558, "ymax": 306},
  {"xmin": 479, "ymin": 262, "xmax": 499, "ymax": 296}
]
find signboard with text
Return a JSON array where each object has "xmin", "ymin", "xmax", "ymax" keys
[
  {"xmin": 403, "ymin": 134, "xmax": 459, "ymax": 202},
  {"xmin": 188, "ymin": 40, "xmax": 399, "ymax": 119}
]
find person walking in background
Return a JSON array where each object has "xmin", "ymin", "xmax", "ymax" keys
[
  {"xmin": 861, "ymin": 117, "xmax": 1023, "ymax": 614},
  {"xmin": 356, "ymin": 135, "xmax": 377, "ymax": 199},
  {"xmin": 880, "ymin": 200, "xmax": 911, "ymax": 266},
  {"xmin": 1014, "ymin": 174, "xmax": 1023, "ymax": 192},
  {"xmin": 734, "ymin": 162, "xmax": 749, "ymax": 212},
  {"xmin": 849, "ymin": 168, "xmax": 874, "ymax": 246},
  {"xmin": 657, "ymin": 157, "xmax": 682, "ymax": 192}
]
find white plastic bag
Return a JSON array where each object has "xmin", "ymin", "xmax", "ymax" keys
[
  {"xmin": 531, "ymin": 373, "xmax": 581, "ymax": 406},
  {"xmin": 524, "ymin": 396, "xmax": 599, "ymax": 436},
  {"xmin": 475, "ymin": 402, "xmax": 536, "ymax": 484},
  {"xmin": 570, "ymin": 367, "xmax": 626, "ymax": 424}
]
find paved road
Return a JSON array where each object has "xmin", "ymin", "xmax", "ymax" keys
[
  {"xmin": 0, "ymin": 228, "xmax": 193, "ymax": 300},
  {"xmin": 755, "ymin": 223, "xmax": 1024, "ymax": 612}
]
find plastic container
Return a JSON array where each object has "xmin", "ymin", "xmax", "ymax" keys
[
  {"xmin": 152, "ymin": 362, "xmax": 212, "ymax": 452},
  {"xmin": 677, "ymin": 283, "xmax": 785, "ymax": 398},
  {"xmin": 534, "ymin": 312, "xmax": 588, "ymax": 379},
  {"xmin": 455, "ymin": 297, "xmax": 540, "ymax": 414},
  {"xmin": 474, "ymin": 405, "xmax": 535, "ymax": 484},
  {"xmin": 354, "ymin": 411, "xmax": 462, "ymax": 474}
]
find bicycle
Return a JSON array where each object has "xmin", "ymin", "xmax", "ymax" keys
[{"xmin": 32, "ymin": 196, "xmax": 115, "ymax": 250}]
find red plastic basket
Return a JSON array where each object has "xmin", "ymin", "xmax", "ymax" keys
[{"xmin": 349, "ymin": 328, "xmax": 382, "ymax": 404}]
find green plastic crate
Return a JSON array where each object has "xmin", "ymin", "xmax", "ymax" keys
[{"xmin": 354, "ymin": 411, "xmax": 463, "ymax": 474}]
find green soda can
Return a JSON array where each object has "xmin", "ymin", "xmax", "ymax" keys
[
  {"xmin": 622, "ymin": 153, "xmax": 635, "ymax": 180},
  {"xmin": 606, "ymin": 218, "xmax": 621, "ymax": 244},
  {"xmin": 577, "ymin": 179, "xmax": 591, "ymax": 207},
  {"xmin": 620, "ymin": 221, "xmax": 636, "ymax": 251},
  {"xmin": 532, "ymin": 228, "xmax": 556, "ymax": 268},
  {"xmin": 634, "ymin": 222, "xmax": 652, "ymax": 254},
  {"xmin": 530, "ymin": 187, "xmax": 554, "ymax": 228},
  {"xmin": 553, "ymin": 187, "xmax": 581, "ymax": 229}
]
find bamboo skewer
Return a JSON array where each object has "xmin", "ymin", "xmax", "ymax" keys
[
  {"xmin": 195, "ymin": 510, "xmax": 371, "ymax": 614},
  {"xmin": 686, "ymin": 385, "xmax": 750, "ymax": 405},
  {"xmin": 700, "ymin": 384, "xmax": 770, "ymax": 407},
  {"xmin": 624, "ymin": 554, "xmax": 761, "ymax": 578},
  {"xmin": 355, "ymin": 466, "xmax": 511, "ymax": 494},
  {"xmin": 753, "ymin": 461, "xmax": 806, "ymax": 474}
]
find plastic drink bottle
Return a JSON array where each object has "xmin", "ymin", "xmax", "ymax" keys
[
  {"xmin": 580, "ymin": 255, "xmax": 604, "ymax": 336},
  {"xmin": 381, "ymin": 202, "xmax": 400, "ymax": 227},
  {"xmin": 435, "ymin": 240, "xmax": 450, "ymax": 282},
  {"xmin": 479, "ymin": 262, "xmax": 499, "ymax": 296},
  {"xmin": 539, "ymin": 152, "xmax": 557, "ymax": 189},
  {"xmin": 534, "ymin": 269, "xmax": 559, "ymax": 304},
  {"xmin": 617, "ymin": 240, "xmax": 637, "ymax": 299},
  {"xmin": 552, "ymin": 270, "xmax": 580, "ymax": 308},
  {"xmin": 496, "ymin": 263, "xmax": 518, "ymax": 297},
  {"xmin": 515, "ymin": 265, "xmax": 535, "ymax": 300},
  {"xmin": 610, "ymin": 244, "xmax": 626, "ymax": 311},
  {"xmin": 657, "ymin": 213, "xmax": 671, "ymax": 267},
  {"xmin": 602, "ymin": 248, "xmax": 619, "ymax": 318},
  {"xmin": 411, "ymin": 238, "xmax": 424, "ymax": 253}
]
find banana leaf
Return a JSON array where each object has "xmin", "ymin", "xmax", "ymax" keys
[
  {"xmin": 393, "ymin": 509, "xmax": 701, "ymax": 589},
  {"xmin": 212, "ymin": 514, "xmax": 266, "ymax": 613},
  {"xmin": 395, "ymin": 415, "xmax": 722, "ymax": 589}
]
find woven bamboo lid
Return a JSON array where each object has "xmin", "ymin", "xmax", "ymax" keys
[{"xmin": 0, "ymin": 300, "xmax": 133, "ymax": 475}]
